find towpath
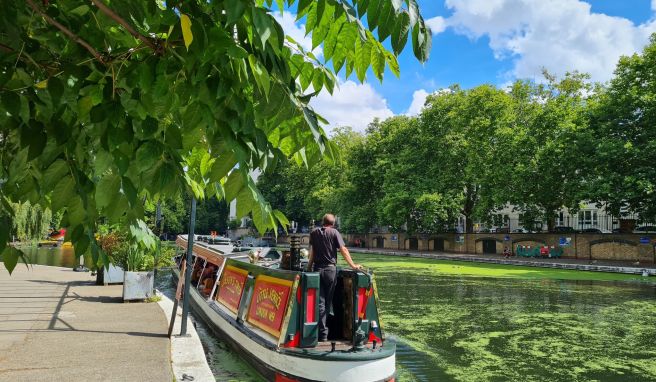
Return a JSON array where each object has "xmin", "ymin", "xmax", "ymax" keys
[{"xmin": 0, "ymin": 264, "xmax": 173, "ymax": 382}]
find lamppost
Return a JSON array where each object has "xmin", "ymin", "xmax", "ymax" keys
[{"xmin": 180, "ymin": 196, "xmax": 196, "ymax": 336}]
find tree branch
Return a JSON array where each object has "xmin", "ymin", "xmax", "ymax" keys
[
  {"xmin": 90, "ymin": 0, "xmax": 160, "ymax": 53},
  {"xmin": 25, "ymin": 0, "xmax": 106, "ymax": 65}
]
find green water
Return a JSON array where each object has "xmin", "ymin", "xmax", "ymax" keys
[
  {"xmin": 5, "ymin": 248, "xmax": 655, "ymax": 381},
  {"xmin": 351, "ymin": 253, "xmax": 656, "ymax": 382}
]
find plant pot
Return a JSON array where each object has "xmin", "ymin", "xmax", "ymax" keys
[
  {"xmin": 102, "ymin": 264, "xmax": 125, "ymax": 285},
  {"xmin": 122, "ymin": 271, "xmax": 154, "ymax": 301}
]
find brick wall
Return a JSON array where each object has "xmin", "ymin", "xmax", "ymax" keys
[{"xmin": 272, "ymin": 232, "xmax": 656, "ymax": 263}]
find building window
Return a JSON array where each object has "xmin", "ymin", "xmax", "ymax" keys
[
  {"xmin": 557, "ymin": 211, "xmax": 565, "ymax": 226},
  {"xmin": 578, "ymin": 210, "xmax": 598, "ymax": 227}
]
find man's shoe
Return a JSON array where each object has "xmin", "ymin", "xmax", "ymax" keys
[{"xmin": 319, "ymin": 337, "xmax": 329, "ymax": 342}]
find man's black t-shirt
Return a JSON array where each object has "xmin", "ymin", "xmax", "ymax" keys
[{"xmin": 309, "ymin": 226, "xmax": 345, "ymax": 266}]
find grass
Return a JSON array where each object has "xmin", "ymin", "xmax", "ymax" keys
[{"xmin": 346, "ymin": 253, "xmax": 654, "ymax": 283}]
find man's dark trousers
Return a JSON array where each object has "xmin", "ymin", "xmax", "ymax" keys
[{"xmin": 314, "ymin": 264, "xmax": 337, "ymax": 341}]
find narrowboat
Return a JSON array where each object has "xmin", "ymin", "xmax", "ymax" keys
[{"xmin": 173, "ymin": 235, "xmax": 395, "ymax": 382}]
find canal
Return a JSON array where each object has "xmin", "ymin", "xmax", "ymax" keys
[{"xmin": 5, "ymin": 248, "xmax": 655, "ymax": 381}]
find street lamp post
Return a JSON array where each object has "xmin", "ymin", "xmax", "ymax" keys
[{"xmin": 180, "ymin": 196, "xmax": 197, "ymax": 336}]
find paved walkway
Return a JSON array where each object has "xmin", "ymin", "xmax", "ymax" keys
[
  {"xmin": 349, "ymin": 248, "xmax": 656, "ymax": 275},
  {"xmin": 0, "ymin": 264, "xmax": 173, "ymax": 382}
]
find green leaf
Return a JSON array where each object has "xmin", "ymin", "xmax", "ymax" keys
[
  {"xmin": 248, "ymin": 55, "xmax": 271, "ymax": 97},
  {"xmin": 70, "ymin": 4, "xmax": 90, "ymax": 16},
  {"xmin": 180, "ymin": 14, "xmax": 194, "ymax": 50},
  {"xmin": 297, "ymin": 0, "xmax": 313, "ymax": 18},
  {"xmin": 371, "ymin": 47, "xmax": 385, "ymax": 81},
  {"xmin": 136, "ymin": 141, "xmax": 163, "ymax": 172},
  {"xmin": 252, "ymin": 8, "xmax": 273, "ymax": 49},
  {"xmin": 391, "ymin": 10, "xmax": 410, "ymax": 55},
  {"xmin": 51, "ymin": 175, "xmax": 75, "ymax": 213},
  {"xmin": 43, "ymin": 159, "xmax": 69, "ymax": 189},
  {"xmin": 0, "ymin": 217, "xmax": 9, "ymax": 254},
  {"xmin": 355, "ymin": 38, "xmax": 372, "ymax": 82},
  {"xmin": 236, "ymin": 187, "xmax": 255, "ymax": 218},
  {"xmin": 1, "ymin": 92, "xmax": 20, "ymax": 118},
  {"xmin": 96, "ymin": 174, "xmax": 121, "ymax": 209},
  {"xmin": 376, "ymin": 0, "xmax": 394, "ymax": 42},
  {"xmin": 94, "ymin": 151, "xmax": 113, "ymax": 175},
  {"xmin": 224, "ymin": 171, "xmax": 245, "ymax": 201},
  {"xmin": 1, "ymin": 247, "xmax": 20, "ymax": 274},
  {"xmin": 209, "ymin": 151, "xmax": 238, "ymax": 181},
  {"xmin": 48, "ymin": 77, "xmax": 64, "ymax": 106},
  {"xmin": 273, "ymin": 209, "xmax": 289, "ymax": 230},
  {"xmin": 225, "ymin": 0, "xmax": 247, "ymax": 24},
  {"xmin": 367, "ymin": 0, "xmax": 381, "ymax": 31},
  {"xmin": 74, "ymin": 231, "xmax": 90, "ymax": 258}
]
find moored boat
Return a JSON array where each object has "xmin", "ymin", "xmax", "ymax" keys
[{"xmin": 174, "ymin": 235, "xmax": 395, "ymax": 382}]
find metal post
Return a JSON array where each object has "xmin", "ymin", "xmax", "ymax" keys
[{"xmin": 180, "ymin": 196, "xmax": 196, "ymax": 336}]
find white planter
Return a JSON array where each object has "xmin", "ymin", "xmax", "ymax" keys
[
  {"xmin": 104, "ymin": 264, "xmax": 125, "ymax": 284},
  {"xmin": 122, "ymin": 271, "xmax": 154, "ymax": 301}
]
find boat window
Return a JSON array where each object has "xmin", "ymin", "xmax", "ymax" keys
[
  {"xmin": 197, "ymin": 262, "xmax": 219, "ymax": 298},
  {"xmin": 191, "ymin": 258, "xmax": 206, "ymax": 287}
]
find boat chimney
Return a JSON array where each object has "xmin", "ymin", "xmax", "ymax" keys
[{"xmin": 289, "ymin": 235, "xmax": 302, "ymax": 271}]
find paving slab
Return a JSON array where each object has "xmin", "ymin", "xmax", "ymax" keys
[{"xmin": 0, "ymin": 264, "xmax": 173, "ymax": 382}]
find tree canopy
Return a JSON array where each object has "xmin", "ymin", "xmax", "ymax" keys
[
  {"xmin": 261, "ymin": 34, "xmax": 656, "ymax": 235},
  {"xmin": 0, "ymin": 0, "xmax": 433, "ymax": 272}
]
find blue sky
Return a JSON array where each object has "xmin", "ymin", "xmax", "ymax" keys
[{"xmin": 277, "ymin": 0, "xmax": 656, "ymax": 131}]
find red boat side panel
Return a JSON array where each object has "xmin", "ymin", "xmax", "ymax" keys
[
  {"xmin": 357, "ymin": 287, "xmax": 368, "ymax": 319},
  {"xmin": 247, "ymin": 275, "xmax": 294, "ymax": 338},
  {"xmin": 216, "ymin": 265, "xmax": 248, "ymax": 313},
  {"xmin": 305, "ymin": 288, "xmax": 316, "ymax": 323}
]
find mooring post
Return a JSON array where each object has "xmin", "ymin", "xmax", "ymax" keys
[{"xmin": 180, "ymin": 196, "xmax": 197, "ymax": 336}]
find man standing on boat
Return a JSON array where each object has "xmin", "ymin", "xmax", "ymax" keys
[{"xmin": 307, "ymin": 213, "xmax": 363, "ymax": 342}]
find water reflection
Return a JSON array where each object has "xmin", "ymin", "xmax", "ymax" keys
[{"xmin": 18, "ymin": 246, "xmax": 94, "ymax": 269}]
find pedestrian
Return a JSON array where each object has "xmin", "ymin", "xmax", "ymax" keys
[
  {"xmin": 503, "ymin": 246, "xmax": 511, "ymax": 258},
  {"xmin": 307, "ymin": 213, "xmax": 363, "ymax": 342}
]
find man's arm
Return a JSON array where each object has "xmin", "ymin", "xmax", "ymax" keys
[
  {"xmin": 339, "ymin": 246, "xmax": 363, "ymax": 270},
  {"xmin": 307, "ymin": 246, "xmax": 314, "ymax": 271}
]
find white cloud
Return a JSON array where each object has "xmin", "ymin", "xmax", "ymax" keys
[
  {"xmin": 310, "ymin": 80, "xmax": 394, "ymax": 132},
  {"xmin": 426, "ymin": 16, "xmax": 448, "ymax": 34},
  {"xmin": 444, "ymin": 0, "xmax": 656, "ymax": 82},
  {"xmin": 653, "ymin": 0, "xmax": 656, "ymax": 11},
  {"xmin": 273, "ymin": 12, "xmax": 322, "ymax": 57},
  {"xmin": 405, "ymin": 89, "xmax": 430, "ymax": 116}
]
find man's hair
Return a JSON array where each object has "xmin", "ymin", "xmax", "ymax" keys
[{"xmin": 322, "ymin": 214, "xmax": 336, "ymax": 226}]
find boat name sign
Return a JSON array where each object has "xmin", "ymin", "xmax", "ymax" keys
[
  {"xmin": 216, "ymin": 265, "xmax": 249, "ymax": 313},
  {"xmin": 247, "ymin": 275, "xmax": 293, "ymax": 338}
]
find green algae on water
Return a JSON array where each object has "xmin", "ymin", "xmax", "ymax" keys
[
  {"xmin": 348, "ymin": 254, "xmax": 656, "ymax": 381},
  {"xmin": 348, "ymin": 253, "xmax": 654, "ymax": 282}
]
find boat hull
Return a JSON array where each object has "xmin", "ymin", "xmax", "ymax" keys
[{"xmin": 172, "ymin": 268, "xmax": 396, "ymax": 382}]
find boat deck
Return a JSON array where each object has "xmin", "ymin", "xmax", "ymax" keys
[{"xmin": 306, "ymin": 340, "xmax": 379, "ymax": 352}]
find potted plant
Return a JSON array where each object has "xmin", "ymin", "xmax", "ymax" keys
[{"xmin": 113, "ymin": 221, "xmax": 158, "ymax": 301}]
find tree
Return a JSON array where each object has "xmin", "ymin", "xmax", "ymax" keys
[
  {"xmin": 508, "ymin": 72, "xmax": 595, "ymax": 231},
  {"xmin": 408, "ymin": 193, "xmax": 461, "ymax": 235},
  {"xmin": 257, "ymin": 126, "xmax": 357, "ymax": 227},
  {"xmin": 11, "ymin": 201, "xmax": 53, "ymax": 242},
  {"xmin": 0, "ymin": 0, "xmax": 432, "ymax": 272},
  {"xmin": 419, "ymin": 85, "xmax": 516, "ymax": 232},
  {"xmin": 588, "ymin": 34, "xmax": 656, "ymax": 219}
]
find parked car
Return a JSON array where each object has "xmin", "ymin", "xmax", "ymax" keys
[
  {"xmin": 512, "ymin": 228, "xmax": 529, "ymax": 233},
  {"xmin": 551, "ymin": 226, "xmax": 578, "ymax": 233},
  {"xmin": 633, "ymin": 226, "xmax": 656, "ymax": 233},
  {"xmin": 580, "ymin": 228, "xmax": 611, "ymax": 234}
]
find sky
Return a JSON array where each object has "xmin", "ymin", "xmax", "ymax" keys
[{"xmin": 276, "ymin": 0, "xmax": 656, "ymax": 132}]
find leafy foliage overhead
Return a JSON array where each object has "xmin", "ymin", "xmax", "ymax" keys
[{"xmin": 0, "ymin": 0, "xmax": 432, "ymax": 272}]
